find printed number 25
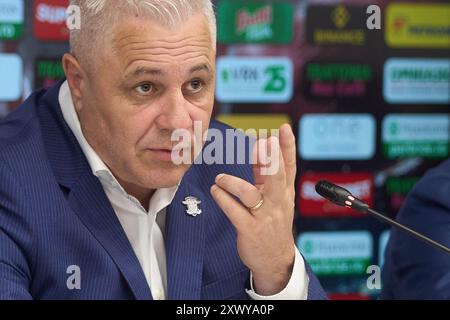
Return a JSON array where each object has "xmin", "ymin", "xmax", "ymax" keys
[{"xmin": 264, "ymin": 66, "xmax": 286, "ymax": 93}]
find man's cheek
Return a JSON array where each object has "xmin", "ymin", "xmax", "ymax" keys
[{"xmin": 191, "ymin": 108, "xmax": 212, "ymax": 126}]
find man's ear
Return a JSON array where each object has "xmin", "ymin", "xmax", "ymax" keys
[{"xmin": 62, "ymin": 53, "xmax": 85, "ymax": 112}]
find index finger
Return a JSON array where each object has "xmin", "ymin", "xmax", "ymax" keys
[
  {"xmin": 261, "ymin": 135, "xmax": 286, "ymax": 202},
  {"xmin": 279, "ymin": 123, "xmax": 297, "ymax": 188}
]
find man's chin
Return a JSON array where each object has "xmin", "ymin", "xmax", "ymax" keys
[{"xmin": 143, "ymin": 165, "xmax": 190, "ymax": 189}]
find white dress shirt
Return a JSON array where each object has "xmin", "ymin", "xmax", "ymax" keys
[{"xmin": 58, "ymin": 81, "xmax": 308, "ymax": 300}]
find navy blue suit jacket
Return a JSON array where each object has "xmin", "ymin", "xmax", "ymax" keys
[
  {"xmin": 381, "ymin": 159, "xmax": 450, "ymax": 299},
  {"xmin": 0, "ymin": 81, "xmax": 326, "ymax": 300}
]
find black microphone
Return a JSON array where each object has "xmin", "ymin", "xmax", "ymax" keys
[{"xmin": 315, "ymin": 180, "xmax": 450, "ymax": 255}]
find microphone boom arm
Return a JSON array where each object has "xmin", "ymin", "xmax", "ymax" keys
[{"xmin": 315, "ymin": 180, "xmax": 450, "ymax": 255}]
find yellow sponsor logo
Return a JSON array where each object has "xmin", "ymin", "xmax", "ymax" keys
[
  {"xmin": 216, "ymin": 114, "xmax": 291, "ymax": 138},
  {"xmin": 314, "ymin": 5, "xmax": 366, "ymax": 45},
  {"xmin": 386, "ymin": 3, "xmax": 450, "ymax": 49},
  {"xmin": 314, "ymin": 29, "xmax": 365, "ymax": 45},
  {"xmin": 332, "ymin": 5, "xmax": 350, "ymax": 29}
]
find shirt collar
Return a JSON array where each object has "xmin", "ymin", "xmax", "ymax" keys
[
  {"xmin": 58, "ymin": 80, "xmax": 179, "ymax": 213},
  {"xmin": 59, "ymin": 80, "xmax": 110, "ymax": 178}
]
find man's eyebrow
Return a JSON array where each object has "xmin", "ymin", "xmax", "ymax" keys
[
  {"xmin": 125, "ymin": 64, "xmax": 212, "ymax": 80},
  {"xmin": 126, "ymin": 67, "xmax": 165, "ymax": 79},
  {"xmin": 190, "ymin": 64, "xmax": 213, "ymax": 76}
]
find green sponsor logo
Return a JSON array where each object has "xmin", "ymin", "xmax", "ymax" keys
[
  {"xmin": 216, "ymin": 57, "xmax": 293, "ymax": 103},
  {"xmin": 391, "ymin": 67, "xmax": 449, "ymax": 82},
  {"xmin": 218, "ymin": 1, "xmax": 293, "ymax": 44},
  {"xmin": 220, "ymin": 65, "xmax": 287, "ymax": 93},
  {"xmin": 384, "ymin": 59, "xmax": 450, "ymax": 104},
  {"xmin": 382, "ymin": 115, "xmax": 450, "ymax": 159},
  {"xmin": 303, "ymin": 240, "xmax": 314, "ymax": 255},
  {"xmin": 37, "ymin": 60, "xmax": 64, "ymax": 80},
  {"xmin": 383, "ymin": 141, "xmax": 449, "ymax": 158},
  {"xmin": 0, "ymin": 0, "xmax": 23, "ymax": 40},
  {"xmin": 0, "ymin": 22, "xmax": 21, "ymax": 40},
  {"xmin": 35, "ymin": 59, "xmax": 65, "ymax": 88},
  {"xmin": 220, "ymin": 66, "xmax": 258, "ymax": 83},
  {"xmin": 308, "ymin": 259, "xmax": 371, "ymax": 276},
  {"xmin": 264, "ymin": 66, "xmax": 287, "ymax": 93},
  {"xmin": 307, "ymin": 63, "xmax": 373, "ymax": 81},
  {"xmin": 298, "ymin": 231, "xmax": 373, "ymax": 276}
]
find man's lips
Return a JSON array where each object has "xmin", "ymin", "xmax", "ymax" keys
[
  {"xmin": 149, "ymin": 148, "xmax": 173, "ymax": 152},
  {"xmin": 148, "ymin": 146, "xmax": 187, "ymax": 153},
  {"xmin": 147, "ymin": 148, "xmax": 174, "ymax": 162},
  {"xmin": 147, "ymin": 147, "xmax": 189, "ymax": 162}
]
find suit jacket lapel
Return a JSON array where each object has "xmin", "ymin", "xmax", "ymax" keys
[
  {"xmin": 67, "ymin": 173, "xmax": 152, "ymax": 300},
  {"xmin": 165, "ymin": 174, "xmax": 207, "ymax": 300},
  {"xmin": 39, "ymin": 81, "xmax": 152, "ymax": 300}
]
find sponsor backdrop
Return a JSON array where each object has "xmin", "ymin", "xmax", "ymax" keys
[{"xmin": 0, "ymin": 0, "xmax": 449, "ymax": 299}]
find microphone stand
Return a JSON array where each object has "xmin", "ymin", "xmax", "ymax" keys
[
  {"xmin": 315, "ymin": 180, "xmax": 450, "ymax": 255},
  {"xmin": 365, "ymin": 207, "xmax": 450, "ymax": 255}
]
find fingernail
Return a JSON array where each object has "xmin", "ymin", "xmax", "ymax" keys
[
  {"xmin": 215, "ymin": 174, "xmax": 225, "ymax": 183},
  {"xmin": 286, "ymin": 124, "xmax": 293, "ymax": 135},
  {"xmin": 210, "ymin": 184, "xmax": 218, "ymax": 194},
  {"xmin": 280, "ymin": 123, "xmax": 292, "ymax": 135}
]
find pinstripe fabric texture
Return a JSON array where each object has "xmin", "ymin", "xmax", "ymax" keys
[{"xmin": 0, "ymin": 81, "xmax": 327, "ymax": 300}]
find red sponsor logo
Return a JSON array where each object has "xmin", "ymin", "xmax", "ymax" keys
[
  {"xmin": 311, "ymin": 80, "xmax": 367, "ymax": 97},
  {"xmin": 392, "ymin": 17, "xmax": 408, "ymax": 32},
  {"xmin": 237, "ymin": 6, "xmax": 272, "ymax": 33},
  {"xmin": 33, "ymin": 0, "xmax": 69, "ymax": 41},
  {"xmin": 298, "ymin": 172, "xmax": 374, "ymax": 217}
]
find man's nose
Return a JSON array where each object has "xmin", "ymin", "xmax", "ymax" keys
[{"xmin": 155, "ymin": 90, "xmax": 193, "ymax": 131}]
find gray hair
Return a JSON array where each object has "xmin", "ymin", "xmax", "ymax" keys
[{"xmin": 70, "ymin": 0, "xmax": 216, "ymax": 71}]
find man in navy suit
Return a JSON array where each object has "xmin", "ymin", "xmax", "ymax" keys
[
  {"xmin": 0, "ymin": 0, "xmax": 326, "ymax": 300},
  {"xmin": 381, "ymin": 159, "xmax": 450, "ymax": 299}
]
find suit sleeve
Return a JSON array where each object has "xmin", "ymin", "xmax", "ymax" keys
[
  {"xmin": 305, "ymin": 259, "xmax": 328, "ymax": 300},
  {"xmin": 0, "ymin": 160, "xmax": 33, "ymax": 300},
  {"xmin": 381, "ymin": 166, "xmax": 450, "ymax": 300}
]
